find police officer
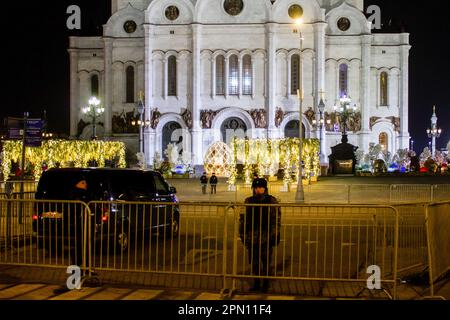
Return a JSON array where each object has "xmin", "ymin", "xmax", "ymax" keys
[
  {"xmin": 209, "ymin": 173, "xmax": 218, "ymax": 195},
  {"xmin": 240, "ymin": 178, "xmax": 281, "ymax": 293},
  {"xmin": 200, "ymin": 172, "xmax": 208, "ymax": 195}
]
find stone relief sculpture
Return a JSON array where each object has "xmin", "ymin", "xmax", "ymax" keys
[
  {"xmin": 275, "ymin": 107, "xmax": 284, "ymax": 128},
  {"xmin": 151, "ymin": 108, "xmax": 162, "ymax": 129},
  {"xmin": 201, "ymin": 110, "xmax": 219, "ymax": 129},
  {"xmin": 181, "ymin": 109, "xmax": 193, "ymax": 129},
  {"xmin": 370, "ymin": 117, "xmax": 383, "ymax": 130},
  {"xmin": 304, "ymin": 107, "xmax": 316, "ymax": 125},
  {"xmin": 249, "ymin": 109, "xmax": 267, "ymax": 128},
  {"xmin": 112, "ymin": 110, "xmax": 138, "ymax": 134}
]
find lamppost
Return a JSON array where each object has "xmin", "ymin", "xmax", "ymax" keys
[
  {"xmin": 131, "ymin": 95, "xmax": 150, "ymax": 154},
  {"xmin": 426, "ymin": 106, "xmax": 442, "ymax": 158},
  {"xmin": 318, "ymin": 97, "xmax": 326, "ymax": 163},
  {"xmin": 82, "ymin": 97, "xmax": 104, "ymax": 140},
  {"xmin": 333, "ymin": 95, "xmax": 358, "ymax": 143},
  {"xmin": 295, "ymin": 18, "xmax": 305, "ymax": 203}
]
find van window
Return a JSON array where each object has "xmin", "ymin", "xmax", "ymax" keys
[
  {"xmin": 153, "ymin": 174, "xmax": 169, "ymax": 194},
  {"xmin": 109, "ymin": 171, "xmax": 156, "ymax": 197}
]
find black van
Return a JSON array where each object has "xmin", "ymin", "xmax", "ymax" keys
[{"xmin": 32, "ymin": 168, "xmax": 180, "ymax": 254}]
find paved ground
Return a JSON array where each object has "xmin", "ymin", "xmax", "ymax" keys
[{"xmin": 167, "ymin": 176, "xmax": 450, "ymax": 203}]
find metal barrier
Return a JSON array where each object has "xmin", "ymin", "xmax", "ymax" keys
[
  {"xmin": 227, "ymin": 204, "xmax": 399, "ymax": 299},
  {"xmin": 394, "ymin": 204, "xmax": 428, "ymax": 274},
  {"xmin": 88, "ymin": 201, "xmax": 230, "ymax": 281},
  {"xmin": 390, "ymin": 185, "xmax": 432, "ymax": 203},
  {"xmin": 1, "ymin": 197, "xmax": 448, "ymax": 300},
  {"xmin": 426, "ymin": 202, "xmax": 450, "ymax": 297},
  {"xmin": 0, "ymin": 199, "xmax": 90, "ymax": 272},
  {"xmin": 431, "ymin": 185, "xmax": 450, "ymax": 202},
  {"xmin": 0, "ymin": 181, "xmax": 38, "ymax": 194}
]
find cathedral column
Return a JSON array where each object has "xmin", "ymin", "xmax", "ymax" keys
[
  {"xmin": 314, "ymin": 22, "xmax": 327, "ymax": 164},
  {"xmin": 399, "ymin": 35, "xmax": 411, "ymax": 150},
  {"xmin": 191, "ymin": 24, "xmax": 203, "ymax": 166},
  {"xmin": 358, "ymin": 35, "xmax": 372, "ymax": 152},
  {"xmin": 103, "ymin": 38, "xmax": 113, "ymax": 136},
  {"xmin": 266, "ymin": 23, "xmax": 277, "ymax": 139},
  {"xmin": 69, "ymin": 49, "xmax": 80, "ymax": 138},
  {"xmin": 144, "ymin": 24, "xmax": 155, "ymax": 166}
]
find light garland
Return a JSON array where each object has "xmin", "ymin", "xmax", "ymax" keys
[
  {"xmin": 228, "ymin": 138, "xmax": 320, "ymax": 186},
  {"xmin": 2, "ymin": 140, "xmax": 127, "ymax": 180}
]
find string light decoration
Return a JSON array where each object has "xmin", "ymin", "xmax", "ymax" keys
[
  {"xmin": 227, "ymin": 138, "xmax": 320, "ymax": 186},
  {"xmin": 2, "ymin": 140, "xmax": 127, "ymax": 180},
  {"xmin": 203, "ymin": 141, "xmax": 233, "ymax": 177}
]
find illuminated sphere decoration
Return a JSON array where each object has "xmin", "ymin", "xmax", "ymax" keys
[{"xmin": 203, "ymin": 142, "xmax": 233, "ymax": 177}]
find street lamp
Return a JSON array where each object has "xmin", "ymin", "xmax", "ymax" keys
[
  {"xmin": 426, "ymin": 106, "xmax": 442, "ymax": 158},
  {"xmin": 131, "ymin": 95, "xmax": 150, "ymax": 154},
  {"xmin": 82, "ymin": 97, "xmax": 104, "ymax": 140},
  {"xmin": 333, "ymin": 95, "xmax": 358, "ymax": 143},
  {"xmin": 295, "ymin": 18, "xmax": 305, "ymax": 203},
  {"xmin": 318, "ymin": 97, "xmax": 326, "ymax": 163}
]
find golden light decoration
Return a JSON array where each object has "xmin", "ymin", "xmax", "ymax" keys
[
  {"xmin": 228, "ymin": 138, "xmax": 320, "ymax": 186},
  {"xmin": 203, "ymin": 141, "xmax": 233, "ymax": 177},
  {"xmin": 2, "ymin": 140, "xmax": 127, "ymax": 180}
]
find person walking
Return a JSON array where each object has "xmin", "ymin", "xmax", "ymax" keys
[
  {"xmin": 239, "ymin": 178, "xmax": 281, "ymax": 293},
  {"xmin": 209, "ymin": 173, "xmax": 218, "ymax": 195},
  {"xmin": 200, "ymin": 172, "xmax": 208, "ymax": 195}
]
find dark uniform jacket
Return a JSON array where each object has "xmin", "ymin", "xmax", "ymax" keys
[
  {"xmin": 200, "ymin": 175, "xmax": 208, "ymax": 184},
  {"xmin": 240, "ymin": 194, "xmax": 281, "ymax": 247},
  {"xmin": 209, "ymin": 176, "xmax": 218, "ymax": 185}
]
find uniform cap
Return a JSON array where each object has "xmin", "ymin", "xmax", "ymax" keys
[{"xmin": 253, "ymin": 178, "xmax": 268, "ymax": 189}]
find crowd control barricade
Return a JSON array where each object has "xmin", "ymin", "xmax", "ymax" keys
[
  {"xmin": 87, "ymin": 201, "xmax": 231, "ymax": 288},
  {"xmin": 392, "ymin": 204, "xmax": 428, "ymax": 275},
  {"xmin": 425, "ymin": 201, "xmax": 450, "ymax": 297},
  {"xmin": 228, "ymin": 204, "xmax": 399, "ymax": 299},
  {"xmin": 390, "ymin": 185, "xmax": 432, "ymax": 203},
  {"xmin": 431, "ymin": 185, "xmax": 450, "ymax": 202},
  {"xmin": 0, "ymin": 199, "xmax": 90, "ymax": 273}
]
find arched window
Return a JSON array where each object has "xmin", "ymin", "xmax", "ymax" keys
[
  {"xmin": 168, "ymin": 56, "xmax": 177, "ymax": 96},
  {"xmin": 379, "ymin": 132, "xmax": 388, "ymax": 152},
  {"xmin": 380, "ymin": 72, "xmax": 388, "ymax": 106},
  {"xmin": 242, "ymin": 55, "xmax": 253, "ymax": 95},
  {"xmin": 228, "ymin": 55, "xmax": 239, "ymax": 96},
  {"xmin": 91, "ymin": 74, "xmax": 99, "ymax": 97},
  {"xmin": 126, "ymin": 66, "xmax": 135, "ymax": 103},
  {"xmin": 291, "ymin": 54, "xmax": 300, "ymax": 95},
  {"xmin": 216, "ymin": 55, "xmax": 225, "ymax": 95},
  {"xmin": 339, "ymin": 64, "xmax": 348, "ymax": 98}
]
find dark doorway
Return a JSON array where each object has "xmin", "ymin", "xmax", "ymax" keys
[
  {"xmin": 284, "ymin": 120, "xmax": 306, "ymax": 139},
  {"xmin": 221, "ymin": 117, "xmax": 247, "ymax": 142},
  {"xmin": 162, "ymin": 122, "xmax": 182, "ymax": 158}
]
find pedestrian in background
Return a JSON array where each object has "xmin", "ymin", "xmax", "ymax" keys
[
  {"xmin": 240, "ymin": 178, "xmax": 281, "ymax": 293},
  {"xmin": 209, "ymin": 173, "xmax": 218, "ymax": 195},
  {"xmin": 200, "ymin": 172, "xmax": 208, "ymax": 195}
]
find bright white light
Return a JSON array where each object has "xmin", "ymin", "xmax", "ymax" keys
[{"xmin": 89, "ymin": 97, "xmax": 101, "ymax": 106}]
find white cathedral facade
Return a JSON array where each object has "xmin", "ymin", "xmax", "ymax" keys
[{"xmin": 69, "ymin": 0, "xmax": 411, "ymax": 168}]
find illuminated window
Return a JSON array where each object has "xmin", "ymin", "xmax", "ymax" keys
[
  {"xmin": 91, "ymin": 75, "xmax": 99, "ymax": 97},
  {"xmin": 228, "ymin": 55, "xmax": 239, "ymax": 95},
  {"xmin": 216, "ymin": 55, "xmax": 225, "ymax": 95},
  {"xmin": 339, "ymin": 64, "xmax": 348, "ymax": 98},
  {"xmin": 126, "ymin": 66, "xmax": 135, "ymax": 103},
  {"xmin": 168, "ymin": 56, "xmax": 177, "ymax": 96},
  {"xmin": 379, "ymin": 132, "xmax": 388, "ymax": 152},
  {"xmin": 380, "ymin": 72, "xmax": 388, "ymax": 106},
  {"xmin": 242, "ymin": 55, "xmax": 252, "ymax": 95},
  {"xmin": 291, "ymin": 54, "xmax": 300, "ymax": 95}
]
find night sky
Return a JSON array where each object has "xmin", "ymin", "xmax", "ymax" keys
[{"xmin": 1, "ymin": 0, "xmax": 449, "ymax": 152}]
